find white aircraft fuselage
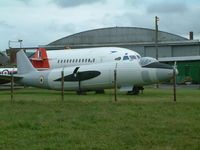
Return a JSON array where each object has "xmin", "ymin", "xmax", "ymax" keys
[
  {"xmin": 13, "ymin": 49, "xmax": 176, "ymax": 91},
  {"xmin": 0, "ymin": 47, "xmax": 139, "ymax": 84},
  {"xmin": 31, "ymin": 47, "xmax": 142, "ymax": 70}
]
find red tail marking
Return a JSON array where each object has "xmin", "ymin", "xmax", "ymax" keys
[{"xmin": 30, "ymin": 48, "xmax": 50, "ymax": 70}]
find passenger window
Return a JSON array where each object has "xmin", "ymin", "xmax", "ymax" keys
[
  {"xmin": 93, "ymin": 58, "xmax": 95, "ymax": 63},
  {"xmin": 76, "ymin": 59, "xmax": 78, "ymax": 63},
  {"xmin": 67, "ymin": 60, "xmax": 69, "ymax": 63},
  {"xmin": 85, "ymin": 59, "xmax": 87, "ymax": 62},
  {"xmin": 57, "ymin": 60, "xmax": 60, "ymax": 63},
  {"xmin": 70, "ymin": 59, "xmax": 72, "ymax": 63},
  {"xmin": 61, "ymin": 60, "xmax": 63, "ymax": 63},
  {"xmin": 82, "ymin": 59, "xmax": 84, "ymax": 62},
  {"xmin": 64, "ymin": 60, "xmax": 66, "ymax": 63},
  {"xmin": 79, "ymin": 59, "xmax": 81, "ymax": 63}
]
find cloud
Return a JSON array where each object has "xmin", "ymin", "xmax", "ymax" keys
[
  {"xmin": 147, "ymin": 2, "xmax": 188, "ymax": 14},
  {"xmin": 16, "ymin": 0, "xmax": 32, "ymax": 5},
  {"xmin": 1, "ymin": 0, "xmax": 200, "ymax": 51},
  {"xmin": 47, "ymin": 21, "xmax": 77, "ymax": 34},
  {"xmin": 124, "ymin": 0, "xmax": 146, "ymax": 7},
  {"xmin": 52, "ymin": 0, "xmax": 105, "ymax": 8},
  {"xmin": 0, "ymin": 21, "xmax": 14, "ymax": 29}
]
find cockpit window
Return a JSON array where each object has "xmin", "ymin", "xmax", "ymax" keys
[
  {"xmin": 129, "ymin": 55, "xmax": 137, "ymax": 60},
  {"xmin": 136, "ymin": 55, "xmax": 141, "ymax": 59},
  {"xmin": 115, "ymin": 57, "xmax": 121, "ymax": 61},
  {"xmin": 123, "ymin": 56, "xmax": 129, "ymax": 60},
  {"xmin": 139, "ymin": 57, "xmax": 158, "ymax": 66}
]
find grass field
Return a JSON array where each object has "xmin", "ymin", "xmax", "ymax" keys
[{"xmin": 0, "ymin": 88, "xmax": 200, "ymax": 150}]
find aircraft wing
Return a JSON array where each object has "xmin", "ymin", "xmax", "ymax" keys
[{"xmin": 0, "ymin": 74, "xmax": 23, "ymax": 81}]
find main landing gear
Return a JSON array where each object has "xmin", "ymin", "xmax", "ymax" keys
[{"xmin": 127, "ymin": 86, "xmax": 144, "ymax": 95}]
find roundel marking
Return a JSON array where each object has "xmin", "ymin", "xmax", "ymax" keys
[
  {"xmin": 2, "ymin": 69, "xmax": 10, "ymax": 75},
  {"xmin": 39, "ymin": 75, "xmax": 44, "ymax": 84}
]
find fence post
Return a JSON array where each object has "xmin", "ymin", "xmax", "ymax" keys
[
  {"xmin": 61, "ymin": 69, "xmax": 64, "ymax": 101},
  {"xmin": 173, "ymin": 68, "xmax": 176, "ymax": 102},
  {"xmin": 11, "ymin": 71, "xmax": 14, "ymax": 102},
  {"xmin": 114, "ymin": 69, "xmax": 117, "ymax": 102}
]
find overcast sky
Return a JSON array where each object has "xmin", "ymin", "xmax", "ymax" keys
[{"xmin": 1, "ymin": 0, "xmax": 200, "ymax": 50}]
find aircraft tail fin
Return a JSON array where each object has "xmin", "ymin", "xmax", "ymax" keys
[
  {"xmin": 17, "ymin": 50, "xmax": 37, "ymax": 74},
  {"xmin": 30, "ymin": 48, "xmax": 50, "ymax": 71}
]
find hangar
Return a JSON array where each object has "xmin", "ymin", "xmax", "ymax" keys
[
  {"xmin": 7, "ymin": 27, "xmax": 200, "ymax": 83},
  {"xmin": 48, "ymin": 27, "xmax": 200, "ymax": 58}
]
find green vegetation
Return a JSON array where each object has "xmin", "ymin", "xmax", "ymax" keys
[{"xmin": 0, "ymin": 88, "xmax": 200, "ymax": 150}]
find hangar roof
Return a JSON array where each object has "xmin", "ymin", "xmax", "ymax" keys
[{"xmin": 48, "ymin": 27, "xmax": 188, "ymax": 46}]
